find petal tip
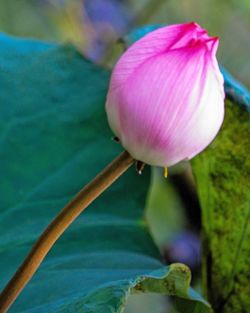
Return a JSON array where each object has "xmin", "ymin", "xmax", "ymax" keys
[{"xmin": 206, "ymin": 36, "xmax": 219, "ymax": 55}]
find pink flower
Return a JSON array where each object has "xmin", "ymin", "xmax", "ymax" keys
[{"xmin": 105, "ymin": 22, "xmax": 225, "ymax": 167}]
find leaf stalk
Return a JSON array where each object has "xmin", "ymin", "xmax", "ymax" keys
[{"xmin": 0, "ymin": 150, "xmax": 134, "ymax": 312}]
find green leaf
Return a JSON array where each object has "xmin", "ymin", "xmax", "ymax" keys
[
  {"xmin": 192, "ymin": 71, "xmax": 250, "ymax": 311},
  {"xmin": 0, "ymin": 34, "xmax": 210, "ymax": 313}
]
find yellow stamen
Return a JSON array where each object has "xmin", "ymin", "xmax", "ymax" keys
[{"xmin": 164, "ymin": 167, "xmax": 168, "ymax": 178}]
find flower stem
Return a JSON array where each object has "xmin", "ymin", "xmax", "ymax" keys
[{"xmin": 0, "ymin": 150, "xmax": 134, "ymax": 313}]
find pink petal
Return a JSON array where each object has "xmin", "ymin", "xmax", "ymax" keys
[
  {"xmin": 106, "ymin": 23, "xmax": 225, "ymax": 167},
  {"xmin": 110, "ymin": 23, "xmax": 207, "ymax": 91}
]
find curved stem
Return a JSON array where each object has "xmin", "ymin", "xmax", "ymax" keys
[{"xmin": 0, "ymin": 151, "xmax": 134, "ymax": 313}]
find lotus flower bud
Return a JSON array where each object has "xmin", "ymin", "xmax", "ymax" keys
[{"xmin": 106, "ymin": 22, "xmax": 225, "ymax": 167}]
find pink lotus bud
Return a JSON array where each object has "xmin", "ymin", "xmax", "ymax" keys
[{"xmin": 105, "ymin": 22, "xmax": 225, "ymax": 167}]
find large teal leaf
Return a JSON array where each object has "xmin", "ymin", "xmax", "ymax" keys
[{"xmin": 0, "ymin": 34, "xmax": 211, "ymax": 312}]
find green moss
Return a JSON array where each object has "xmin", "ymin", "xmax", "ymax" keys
[{"xmin": 192, "ymin": 99, "xmax": 250, "ymax": 313}]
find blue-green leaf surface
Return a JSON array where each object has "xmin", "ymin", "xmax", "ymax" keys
[{"xmin": 0, "ymin": 34, "xmax": 211, "ymax": 313}]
